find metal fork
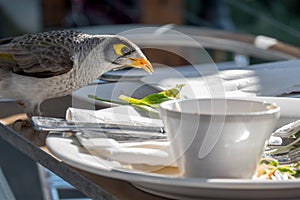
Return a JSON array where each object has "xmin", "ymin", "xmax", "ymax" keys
[
  {"xmin": 264, "ymin": 120, "xmax": 300, "ymax": 164},
  {"xmin": 264, "ymin": 147, "xmax": 300, "ymax": 165}
]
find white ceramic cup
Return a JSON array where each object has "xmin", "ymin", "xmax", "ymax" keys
[{"xmin": 159, "ymin": 98, "xmax": 280, "ymax": 179}]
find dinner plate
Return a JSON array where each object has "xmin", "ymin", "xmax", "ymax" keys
[
  {"xmin": 141, "ymin": 59, "xmax": 300, "ymax": 98},
  {"xmin": 100, "ymin": 68, "xmax": 149, "ymax": 82},
  {"xmin": 74, "ymin": 60, "xmax": 300, "ymax": 110},
  {"xmin": 73, "ymin": 64, "xmax": 225, "ymax": 107},
  {"xmin": 99, "ymin": 65, "xmax": 170, "ymax": 82},
  {"xmin": 99, "ymin": 65, "xmax": 191, "ymax": 82},
  {"xmin": 99, "ymin": 62, "xmax": 238, "ymax": 82},
  {"xmin": 47, "ymin": 96, "xmax": 300, "ymax": 199}
]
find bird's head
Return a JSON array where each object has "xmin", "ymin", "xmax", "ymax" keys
[{"xmin": 102, "ymin": 35, "xmax": 153, "ymax": 74}]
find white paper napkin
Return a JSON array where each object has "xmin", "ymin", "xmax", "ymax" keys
[
  {"xmin": 75, "ymin": 133, "xmax": 177, "ymax": 167},
  {"xmin": 66, "ymin": 106, "xmax": 163, "ymax": 127}
]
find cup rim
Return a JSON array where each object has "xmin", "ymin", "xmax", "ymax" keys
[{"xmin": 159, "ymin": 98, "xmax": 280, "ymax": 117}]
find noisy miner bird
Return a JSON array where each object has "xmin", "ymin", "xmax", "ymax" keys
[{"xmin": 0, "ymin": 30, "xmax": 153, "ymax": 117}]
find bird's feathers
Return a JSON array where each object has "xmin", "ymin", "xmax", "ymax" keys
[
  {"xmin": 10, "ymin": 46, "xmax": 74, "ymax": 78},
  {"xmin": 0, "ymin": 30, "xmax": 81, "ymax": 78}
]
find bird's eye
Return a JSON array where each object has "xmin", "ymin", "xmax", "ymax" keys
[{"xmin": 113, "ymin": 44, "xmax": 131, "ymax": 57}]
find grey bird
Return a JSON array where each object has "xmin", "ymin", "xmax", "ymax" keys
[{"xmin": 0, "ymin": 30, "xmax": 153, "ymax": 117}]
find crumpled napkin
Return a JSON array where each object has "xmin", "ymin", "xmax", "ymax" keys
[
  {"xmin": 65, "ymin": 107, "xmax": 176, "ymax": 166},
  {"xmin": 75, "ymin": 133, "xmax": 177, "ymax": 166}
]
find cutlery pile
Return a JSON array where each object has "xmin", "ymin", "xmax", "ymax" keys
[{"xmin": 31, "ymin": 116, "xmax": 166, "ymax": 142}]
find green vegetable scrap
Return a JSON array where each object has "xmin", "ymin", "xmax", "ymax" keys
[
  {"xmin": 88, "ymin": 94, "xmax": 127, "ymax": 105},
  {"xmin": 88, "ymin": 84, "xmax": 184, "ymax": 118},
  {"xmin": 118, "ymin": 84, "xmax": 184, "ymax": 109},
  {"xmin": 256, "ymin": 158, "xmax": 300, "ymax": 180}
]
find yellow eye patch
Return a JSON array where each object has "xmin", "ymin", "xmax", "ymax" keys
[{"xmin": 113, "ymin": 44, "xmax": 130, "ymax": 56}]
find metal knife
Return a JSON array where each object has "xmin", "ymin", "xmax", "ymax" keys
[{"xmin": 31, "ymin": 116, "xmax": 165, "ymax": 134}]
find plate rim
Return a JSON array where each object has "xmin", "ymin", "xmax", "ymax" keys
[{"xmin": 46, "ymin": 133, "xmax": 300, "ymax": 191}]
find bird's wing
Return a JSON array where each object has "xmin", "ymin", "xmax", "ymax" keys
[{"xmin": 0, "ymin": 32, "xmax": 75, "ymax": 78}]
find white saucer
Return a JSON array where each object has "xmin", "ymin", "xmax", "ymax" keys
[
  {"xmin": 46, "ymin": 133, "xmax": 300, "ymax": 200},
  {"xmin": 47, "ymin": 97, "xmax": 300, "ymax": 199}
]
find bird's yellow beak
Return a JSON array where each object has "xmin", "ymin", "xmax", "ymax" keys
[{"xmin": 129, "ymin": 57, "xmax": 154, "ymax": 74}]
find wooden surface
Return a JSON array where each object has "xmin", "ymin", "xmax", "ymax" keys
[
  {"xmin": 0, "ymin": 101, "xmax": 168, "ymax": 200},
  {"xmin": 140, "ymin": 0, "xmax": 183, "ymax": 24}
]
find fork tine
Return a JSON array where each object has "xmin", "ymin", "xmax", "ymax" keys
[
  {"xmin": 273, "ymin": 120, "xmax": 300, "ymax": 137},
  {"xmin": 263, "ymin": 153, "xmax": 292, "ymax": 165}
]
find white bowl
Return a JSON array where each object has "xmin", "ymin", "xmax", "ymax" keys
[{"xmin": 159, "ymin": 98, "xmax": 280, "ymax": 179}]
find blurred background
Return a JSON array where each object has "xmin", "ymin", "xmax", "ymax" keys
[
  {"xmin": 1, "ymin": 0, "xmax": 300, "ymax": 47},
  {"xmin": 1, "ymin": 0, "xmax": 300, "ymax": 66}
]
